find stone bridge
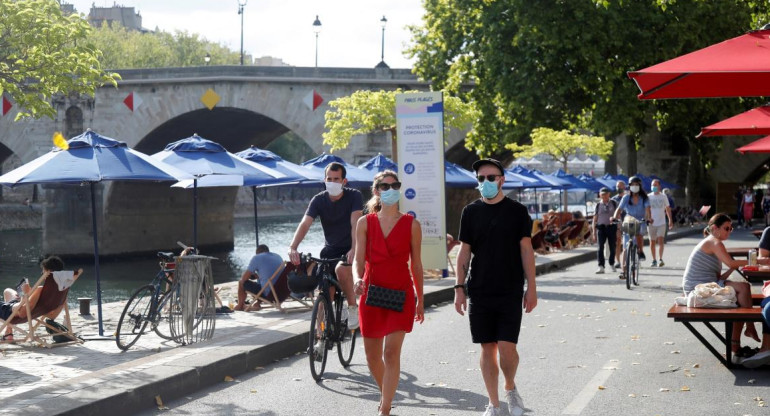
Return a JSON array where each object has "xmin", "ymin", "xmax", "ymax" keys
[{"xmin": 0, "ymin": 66, "xmax": 470, "ymax": 256}]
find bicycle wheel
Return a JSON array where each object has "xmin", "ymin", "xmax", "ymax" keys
[
  {"xmin": 631, "ymin": 247, "xmax": 640, "ymax": 286},
  {"xmin": 116, "ymin": 285, "xmax": 155, "ymax": 351},
  {"xmin": 336, "ymin": 297, "xmax": 357, "ymax": 367},
  {"xmin": 624, "ymin": 243, "xmax": 633, "ymax": 290},
  {"xmin": 309, "ymin": 295, "xmax": 332, "ymax": 381},
  {"xmin": 152, "ymin": 287, "xmax": 179, "ymax": 340}
]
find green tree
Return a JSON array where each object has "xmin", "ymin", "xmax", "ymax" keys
[
  {"xmin": 86, "ymin": 24, "xmax": 241, "ymax": 68},
  {"xmin": 407, "ymin": 1, "xmax": 770, "ymax": 154},
  {"xmin": 322, "ymin": 89, "xmax": 478, "ymax": 160},
  {"xmin": 407, "ymin": 0, "xmax": 770, "ymax": 206},
  {"xmin": 0, "ymin": 0, "xmax": 119, "ymax": 120},
  {"xmin": 507, "ymin": 128, "xmax": 613, "ymax": 174},
  {"xmin": 509, "ymin": 127, "xmax": 612, "ymax": 211}
]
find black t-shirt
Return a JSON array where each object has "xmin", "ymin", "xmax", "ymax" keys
[
  {"xmin": 458, "ymin": 197, "xmax": 532, "ymax": 297},
  {"xmin": 305, "ymin": 188, "xmax": 363, "ymax": 252},
  {"xmin": 760, "ymin": 226, "xmax": 770, "ymax": 252}
]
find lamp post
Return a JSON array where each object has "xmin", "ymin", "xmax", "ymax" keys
[
  {"xmin": 376, "ymin": 15, "xmax": 388, "ymax": 68},
  {"xmin": 313, "ymin": 15, "xmax": 322, "ymax": 68},
  {"xmin": 238, "ymin": 0, "xmax": 247, "ymax": 65},
  {"xmin": 204, "ymin": 53, "xmax": 211, "ymax": 65}
]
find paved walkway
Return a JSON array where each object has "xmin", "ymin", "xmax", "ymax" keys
[{"xmin": 0, "ymin": 227, "xmax": 704, "ymax": 415}]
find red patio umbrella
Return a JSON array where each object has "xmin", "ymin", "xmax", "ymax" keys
[
  {"xmin": 736, "ymin": 135, "xmax": 770, "ymax": 154},
  {"xmin": 698, "ymin": 105, "xmax": 770, "ymax": 137},
  {"xmin": 628, "ymin": 28, "xmax": 770, "ymax": 100}
]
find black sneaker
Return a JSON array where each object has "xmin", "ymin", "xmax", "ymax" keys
[{"xmin": 638, "ymin": 251, "xmax": 646, "ymax": 261}]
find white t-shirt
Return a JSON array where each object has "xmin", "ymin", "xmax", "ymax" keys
[{"xmin": 648, "ymin": 193, "xmax": 670, "ymax": 226}]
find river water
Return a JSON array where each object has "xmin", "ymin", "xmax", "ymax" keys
[{"xmin": 0, "ymin": 216, "xmax": 325, "ymax": 305}]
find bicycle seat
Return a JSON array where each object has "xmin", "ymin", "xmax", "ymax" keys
[{"xmin": 157, "ymin": 252, "xmax": 175, "ymax": 262}]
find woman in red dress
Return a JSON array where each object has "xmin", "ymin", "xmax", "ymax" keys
[{"xmin": 353, "ymin": 170, "xmax": 424, "ymax": 416}]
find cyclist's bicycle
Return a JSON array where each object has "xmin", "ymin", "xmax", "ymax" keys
[
  {"xmin": 303, "ymin": 254, "xmax": 358, "ymax": 381},
  {"xmin": 615, "ymin": 217, "xmax": 650, "ymax": 290},
  {"xmin": 115, "ymin": 251, "xmax": 180, "ymax": 350}
]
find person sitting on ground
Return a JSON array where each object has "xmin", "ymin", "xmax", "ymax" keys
[
  {"xmin": 1, "ymin": 256, "xmax": 66, "ymax": 341},
  {"xmin": 681, "ymin": 213, "xmax": 760, "ymax": 363},
  {"xmin": 234, "ymin": 244, "xmax": 284, "ymax": 311}
]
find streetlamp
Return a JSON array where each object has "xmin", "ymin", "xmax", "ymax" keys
[
  {"xmin": 376, "ymin": 15, "xmax": 389, "ymax": 68},
  {"xmin": 204, "ymin": 53, "xmax": 211, "ymax": 65},
  {"xmin": 238, "ymin": 0, "xmax": 247, "ymax": 66},
  {"xmin": 313, "ymin": 15, "xmax": 322, "ymax": 68}
]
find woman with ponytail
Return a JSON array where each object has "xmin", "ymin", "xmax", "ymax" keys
[
  {"xmin": 682, "ymin": 212, "xmax": 760, "ymax": 363},
  {"xmin": 353, "ymin": 170, "xmax": 424, "ymax": 415}
]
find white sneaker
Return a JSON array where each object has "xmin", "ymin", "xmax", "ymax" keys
[
  {"xmin": 482, "ymin": 404, "xmax": 504, "ymax": 416},
  {"xmin": 742, "ymin": 350, "xmax": 770, "ymax": 368},
  {"xmin": 505, "ymin": 389, "xmax": 524, "ymax": 416},
  {"xmin": 595, "ymin": 266, "xmax": 605, "ymax": 274},
  {"xmin": 731, "ymin": 354, "xmax": 744, "ymax": 366},
  {"xmin": 610, "ymin": 264, "xmax": 617, "ymax": 273},
  {"xmin": 347, "ymin": 305, "xmax": 359, "ymax": 330}
]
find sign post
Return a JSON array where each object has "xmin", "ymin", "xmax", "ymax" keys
[{"xmin": 395, "ymin": 92, "xmax": 447, "ymax": 270}]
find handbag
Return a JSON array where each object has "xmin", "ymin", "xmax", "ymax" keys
[{"xmin": 364, "ymin": 215, "xmax": 407, "ymax": 312}]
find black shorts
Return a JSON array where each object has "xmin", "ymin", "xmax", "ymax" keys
[
  {"xmin": 243, "ymin": 279, "xmax": 262, "ymax": 295},
  {"xmin": 0, "ymin": 300, "xmax": 19, "ymax": 321},
  {"xmin": 320, "ymin": 246, "xmax": 349, "ymax": 262},
  {"xmin": 468, "ymin": 295, "xmax": 523, "ymax": 344}
]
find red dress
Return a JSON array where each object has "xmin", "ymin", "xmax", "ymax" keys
[{"xmin": 359, "ymin": 213, "xmax": 416, "ymax": 338}]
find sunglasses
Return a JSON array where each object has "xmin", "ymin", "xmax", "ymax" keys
[
  {"xmin": 722, "ymin": 225, "xmax": 734, "ymax": 232},
  {"xmin": 477, "ymin": 174, "xmax": 501, "ymax": 183},
  {"xmin": 376, "ymin": 182, "xmax": 402, "ymax": 191}
]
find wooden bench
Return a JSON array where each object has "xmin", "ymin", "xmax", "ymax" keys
[{"xmin": 668, "ymin": 303, "xmax": 765, "ymax": 368}]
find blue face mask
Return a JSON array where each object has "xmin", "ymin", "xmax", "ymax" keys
[
  {"xmin": 478, "ymin": 180, "xmax": 499, "ymax": 199},
  {"xmin": 651, "ymin": 186, "xmax": 659, "ymax": 193},
  {"xmin": 380, "ymin": 189, "xmax": 400, "ymax": 205}
]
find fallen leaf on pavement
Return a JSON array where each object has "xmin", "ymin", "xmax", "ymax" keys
[
  {"xmin": 671, "ymin": 350, "xmax": 681, "ymax": 354},
  {"xmin": 224, "ymin": 376, "xmax": 234, "ymax": 382},
  {"xmin": 680, "ymin": 386, "xmax": 690, "ymax": 391},
  {"xmin": 631, "ymin": 335, "xmax": 641, "ymax": 341},
  {"xmin": 659, "ymin": 388, "xmax": 670, "ymax": 392},
  {"xmin": 692, "ymin": 363, "xmax": 700, "ymax": 368},
  {"xmin": 250, "ymin": 389, "xmax": 257, "ymax": 393},
  {"xmin": 598, "ymin": 385, "xmax": 606, "ymax": 390},
  {"xmin": 664, "ymin": 341, "xmax": 675, "ymax": 345},
  {"xmin": 748, "ymin": 379, "xmax": 756, "ymax": 384},
  {"xmin": 628, "ymin": 394, "xmax": 637, "ymax": 398}
]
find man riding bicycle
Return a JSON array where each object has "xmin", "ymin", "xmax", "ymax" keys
[{"xmin": 288, "ymin": 162, "xmax": 362, "ymax": 329}]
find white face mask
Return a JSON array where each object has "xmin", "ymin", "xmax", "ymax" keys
[
  {"xmin": 325, "ymin": 181, "xmax": 343, "ymax": 196},
  {"xmin": 630, "ymin": 185, "xmax": 640, "ymax": 193}
]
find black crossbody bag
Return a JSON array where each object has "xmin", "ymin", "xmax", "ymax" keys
[{"xmin": 364, "ymin": 218, "xmax": 406, "ymax": 312}]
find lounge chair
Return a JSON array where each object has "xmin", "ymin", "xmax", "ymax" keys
[
  {"xmin": 245, "ymin": 263, "xmax": 312, "ymax": 312},
  {"xmin": 0, "ymin": 269, "xmax": 83, "ymax": 348}
]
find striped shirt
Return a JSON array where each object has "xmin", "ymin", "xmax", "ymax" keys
[{"xmin": 682, "ymin": 245, "xmax": 722, "ymax": 294}]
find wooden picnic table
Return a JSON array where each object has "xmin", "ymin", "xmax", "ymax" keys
[
  {"xmin": 737, "ymin": 267, "xmax": 770, "ymax": 283},
  {"xmin": 752, "ymin": 229, "xmax": 763, "ymax": 239}
]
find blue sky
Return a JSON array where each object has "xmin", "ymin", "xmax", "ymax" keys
[{"xmin": 65, "ymin": 0, "xmax": 425, "ymax": 69}]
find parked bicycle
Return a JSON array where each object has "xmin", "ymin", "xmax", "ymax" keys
[
  {"xmin": 301, "ymin": 254, "xmax": 358, "ymax": 381},
  {"xmin": 614, "ymin": 217, "xmax": 650, "ymax": 290},
  {"xmin": 115, "ymin": 249, "xmax": 188, "ymax": 350}
]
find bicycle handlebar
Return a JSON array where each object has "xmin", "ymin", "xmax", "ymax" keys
[{"xmin": 302, "ymin": 253, "xmax": 348, "ymax": 265}]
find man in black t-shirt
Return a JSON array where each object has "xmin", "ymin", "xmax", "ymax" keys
[
  {"xmin": 455, "ymin": 158, "xmax": 537, "ymax": 416},
  {"xmin": 288, "ymin": 162, "xmax": 363, "ymax": 329}
]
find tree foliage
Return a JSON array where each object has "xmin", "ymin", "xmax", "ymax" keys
[
  {"xmin": 507, "ymin": 128, "xmax": 613, "ymax": 173},
  {"xmin": 86, "ymin": 24, "xmax": 241, "ymax": 68},
  {"xmin": 0, "ymin": 0, "xmax": 119, "ymax": 120},
  {"xmin": 407, "ymin": 0, "xmax": 770, "ymax": 156},
  {"xmin": 322, "ymin": 89, "xmax": 478, "ymax": 153}
]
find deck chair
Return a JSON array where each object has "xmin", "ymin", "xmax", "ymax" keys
[
  {"xmin": 245, "ymin": 262, "xmax": 312, "ymax": 312},
  {"xmin": 0, "ymin": 269, "xmax": 83, "ymax": 348},
  {"xmin": 530, "ymin": 230, "xmax": 549, "ymax": 254}
]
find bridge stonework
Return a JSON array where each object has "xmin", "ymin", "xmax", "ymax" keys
[{"xmin": 1, "ymin": 66, "xmax": 478, "ymax": 256}]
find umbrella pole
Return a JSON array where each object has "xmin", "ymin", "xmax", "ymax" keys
[
  {"xmin": 193, "ymin": 179, "xmax": 198, "ymax": 251},
  {"xmin": 90, "ymin": 182, "xmax": 105, "ymax": 337},
  {"xmin": 253, "ymin": 186, "xmax": 259, "ymax": 245}
]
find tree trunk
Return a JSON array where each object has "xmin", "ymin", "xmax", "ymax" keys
[
  {"xmin": 606, "ymin": 136, "xmax": 618, "ymax": 175},
  {"xmin": 389, "ymin": 128, "xmax": 398, "ymax": 164},
  {"xmin": 625, "ymin": 135, "xmax": 637, "ymax": 175},
  {"xmin": 685, "ymin": 138, "xmax": 701, "ymax": 208}
]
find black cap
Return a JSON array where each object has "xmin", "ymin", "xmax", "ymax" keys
[
  {"xmin": 471, "ymin": 158, "xmax": 505, "ymax": 175},
  {"xmin": 599, "ymin": 187, "xmax": 611, "ymax": 194}
]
